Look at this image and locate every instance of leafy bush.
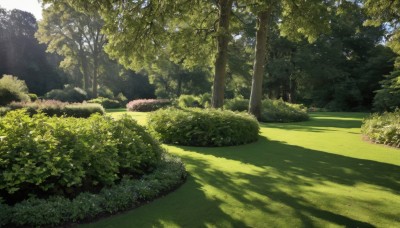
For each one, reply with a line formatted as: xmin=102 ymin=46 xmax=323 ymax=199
xmin=127 ymin=99 xmax=171 ymax=112
xmin=7 ymin=100 xmax=105 ymax=117
xmin=148 ymin=108 xmax=259 ymax=146
xmin=88 ymin=97 xmax=121 ymax=109
xmin=28 ymin=93 xmax=38 ymax=102
xmin=224 ymin=97 xmax=249 ymax=112
xmin=261 ymin=99 xmax=309 ymax=122
xmin=0 ymin=153 xmax=186 ymax=227
xmin=0 ymin=75 xmax=30 ymax=106
xmin=44 ymin=85 xmax=87 ymax=102
xmin=361 ymin=110 xmax=400 ymax=148
xmin=116 ymin=92 xmax=128 ymax=106
xmin=198 ymin=93 xmax=211 ymax=108
xmin=0 ymin=110 xmax=163 ymax=203
xmin=98 ymin=86 xmax=115 ymax=99
xmin=177 ymin=94 xmax=202 ymax=108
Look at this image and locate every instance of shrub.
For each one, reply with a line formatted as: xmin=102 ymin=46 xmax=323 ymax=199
xmin=0 ymin=110 xmax=163 ymax=203
xmin=98 ymin=86 xmax=115 ymax=99
xmin=127 ymin=99 xmax=171 ymax=112
xmin=198 ymin=93 xmax=211 ymax=108
xmin=148 ymin=108 xmax=259 ymax=146
xmin=0 ymin=153 xmax=186 ymax=227
xmin=116 ymin=93 xmax=128 ymax=106
xmin=361 ymin=110 xmax=400 ymax=148
xmin=88 ymin=97 xmax=121 ymax=109
xmin=28 ymin=93 xmax=38 ymax=102
xmin=177 ymin=94 xmax=201 ymax=108
xmin=7 ymin=100 xmax=105 ymax=117
xmin=224 ymin=97 xmax=249 ymax=112
xmin=44 ymin=85 xmax=87 ymax=102
xmin=261 ymin=99 xmax=309 ymax=122
xmin=0 ymin=75 xmax=30 ymax=106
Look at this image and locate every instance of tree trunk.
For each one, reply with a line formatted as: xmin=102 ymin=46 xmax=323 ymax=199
xmin=211 ymin=0 xmax=233 ymax=108
xmin=249 ymin=9 xmax=271 ymax=120
xmin=92 ymin=55 xmax=98 ymax=98
xmin=79 ymin=47 xmax=90 ymax=92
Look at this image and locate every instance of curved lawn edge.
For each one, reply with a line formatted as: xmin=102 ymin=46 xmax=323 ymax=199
xmin=0 ymin=153 xmax=187 ymax=227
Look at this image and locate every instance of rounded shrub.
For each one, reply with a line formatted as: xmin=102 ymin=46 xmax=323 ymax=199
xmin=224 ymin=97 xmax=249 ymax=112
xmin=0 ymin=110 xmax=163 ymax=203
xmin=126 ymin=99 xmax=171 ymax=112
xmin=261 ymin=99 xmax=309 ymax=122
xmin=148 ymin=108 xmax=259 ymax=146
xmin=177 ymin=94 xmax=201 ymax=108
xmin=0 ymin=75 xmax=30 ymax=106
xmin=44 ymin=85 xmax=87 ymax=103
xmin=88 ymin=97 xmax=121 ymax=109
xmin=361 ymin=110 xmax=400 ymax=148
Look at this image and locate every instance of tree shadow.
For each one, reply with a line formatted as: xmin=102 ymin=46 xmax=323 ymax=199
xmin=173 ymin=136 xmax=400 ymax=227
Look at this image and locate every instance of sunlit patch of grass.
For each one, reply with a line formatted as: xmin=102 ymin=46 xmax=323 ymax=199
xmin=88 ymin=110 xmax=400 ymax=227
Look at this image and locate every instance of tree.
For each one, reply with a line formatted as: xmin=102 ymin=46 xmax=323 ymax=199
xmin=36 ymin=1 xmax=106 ymax=97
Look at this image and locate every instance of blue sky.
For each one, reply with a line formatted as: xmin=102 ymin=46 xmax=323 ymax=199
xmin=0 ymin=0 xmax=42 ymax=20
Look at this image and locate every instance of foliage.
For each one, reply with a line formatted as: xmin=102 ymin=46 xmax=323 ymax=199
xmin=28 ymin=93 xmax=38 ymax=102
xmin=6 ymin=100 xmax=105 ymax=117
xmin=0 ymin=110 xmax=164 ymax=205
xmin=0 ymin=153 xmax=186 ymax=227
xmin=44 ymin=85 xmax=88 ymax=102
xmin=361 ymin=110 xmax=400 ymax=148
xmin=177 ymin=94 xmax=202 ymax=108
xmin=0 ymin=75 xmax=30 ymax=106
xmin=224 ymin=97 xmax=249 ymax=112
xmin=0 ymin=8 xmax=65 ymax=96
xmin=127 ymin=99 xmax=171 ymax=112
xmin=261 ymin=99 xmax=309 ymax=123
xmin=147 ymin=108 xmax=259 ymax=146
xmin=88 ymin=97 xmax=121 ymax=109
xmin=373 ymin=70 xmax=400 ymax=112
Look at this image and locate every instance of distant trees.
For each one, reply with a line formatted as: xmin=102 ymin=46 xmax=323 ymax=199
xmin=0 ymin=8 xmax=64 ymax=95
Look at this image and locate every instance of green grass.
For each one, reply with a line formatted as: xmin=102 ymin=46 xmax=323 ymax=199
xmin=86 ymin=111 xmax=400 ymax=227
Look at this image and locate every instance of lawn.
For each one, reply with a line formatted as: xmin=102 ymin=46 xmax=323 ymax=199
xmin=84 ymin=111 xmax=400 ymax=227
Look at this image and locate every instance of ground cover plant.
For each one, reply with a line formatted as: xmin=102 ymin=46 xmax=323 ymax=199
xmin=0 ymin=110 xmax=187 ymax=226
xmin=361 ymin=110 xmax=400 ymax=148
xmin=89 ymin=111 xmax=399 ymax=227
xmin=147 ymin=108 xmax=259 ymax=147
xmin=5 ymin=100 xmax=105 ymax=117
xmin=126 ymin=99 xmax=171 ymax=112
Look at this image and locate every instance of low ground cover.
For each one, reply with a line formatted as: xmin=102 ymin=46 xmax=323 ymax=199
xmin=89 ymin=111 xmax=400 ymax=227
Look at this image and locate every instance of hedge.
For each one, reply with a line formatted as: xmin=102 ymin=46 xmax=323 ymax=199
xmin=148 ymin=108 xmax=259 ymax=146
xmin=126 ymin=99 xmax=171 ymax=112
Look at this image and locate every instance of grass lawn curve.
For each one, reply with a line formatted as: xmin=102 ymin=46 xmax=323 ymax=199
xmin=85 ymin=111 xmax=400 ymax=227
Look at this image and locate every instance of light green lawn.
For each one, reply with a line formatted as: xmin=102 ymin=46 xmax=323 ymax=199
xmin=85 ymin=111 xmax=400 ymax=227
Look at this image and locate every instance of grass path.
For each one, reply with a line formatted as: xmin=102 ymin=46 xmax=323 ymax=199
xmin=84 ymin=112 xmax=400 ymax=227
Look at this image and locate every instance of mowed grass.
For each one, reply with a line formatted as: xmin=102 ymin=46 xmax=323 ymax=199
xmin=84 ymin=111 xmax=400 ymax=227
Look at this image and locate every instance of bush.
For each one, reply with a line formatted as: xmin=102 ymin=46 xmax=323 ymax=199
xmin=0 ymin=75 xmax=30 ymax=106
xmin=44 ymin=85 xmax=87 ymax=102
xmin=116 ymin=93 xmax=128 ymax=106
xmin=0 ymin=153 xmax=186 ymax=227
xmin=261 ymin=99 xmax=309 ymax=122
xmin=7 ymin=100 xmax=105 ymax=117
xmin=361 ymin=110 xmax=400 ymax=148
xmin=127 ymin=99 xmax=171 ymax=112
xmin=28 ymin=93 xmax=38 ymax=102
xmin=177 ymin=94 xmax=202 ymax=108
xmin=224 ymin=97 xmax=249 ymax=112
xmin=148 ymin=108 xmax=259 ymax=146
xmin=88 ymin=97 xmax=121 ymax=109
xmin=0 ymin=110 xmax=163 ymax=203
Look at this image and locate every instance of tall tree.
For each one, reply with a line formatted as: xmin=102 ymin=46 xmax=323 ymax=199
xmin=36 ymin=1 xmax=106 ymax=97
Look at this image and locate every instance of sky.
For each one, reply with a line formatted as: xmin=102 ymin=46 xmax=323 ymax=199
xmin=0 ymin=0 xmax=42 ymax=20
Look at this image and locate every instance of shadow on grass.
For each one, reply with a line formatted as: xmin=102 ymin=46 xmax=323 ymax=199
xmin=174 ymin=136 xmax=400 ymax=227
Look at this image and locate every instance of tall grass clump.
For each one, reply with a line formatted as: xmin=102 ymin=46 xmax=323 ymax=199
xmin=126 ymin=99 xmax=171 ymax=112
xmin=361 ymin=110 xmax=400 ymax=148
xmin=148 ymin=108 xmax=259 ymax=146
xmin=0 ymin=75 xmax=30 ymax=106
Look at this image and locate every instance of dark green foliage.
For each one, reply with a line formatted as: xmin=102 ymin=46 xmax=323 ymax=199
xmin=373 ymin=70 xmax=400 ymax=112
xmin=0 ymin=75 xmax=30 ymax=106
xmin=44 ymin=85 xmax=87 ymax=102
xmin=28 ymin=93 xmax=38 ymax=101
xmin=148 ymin=108 xmax=259 ymax=146
xmin=6 ymin=100 xmax=105 ymax=117
xmin=0 ymin=110 xmax=163 ymax=202
xmin=127 ymin=99 xmax=171 ymax=112
xmin=0 ymin=154 xmax=186 ymax=227
xmin=261 ymin=99 xmax=309 ymax=123
xmin=88 ymin=97 xmax=121 ymax=109
xmin=224 ymin=97 xmax=249 ymax=112
xmin=177 ymin=94 xmax=202 ymax=108
xmin=361 ymin=110 xmax=400 ymax=148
